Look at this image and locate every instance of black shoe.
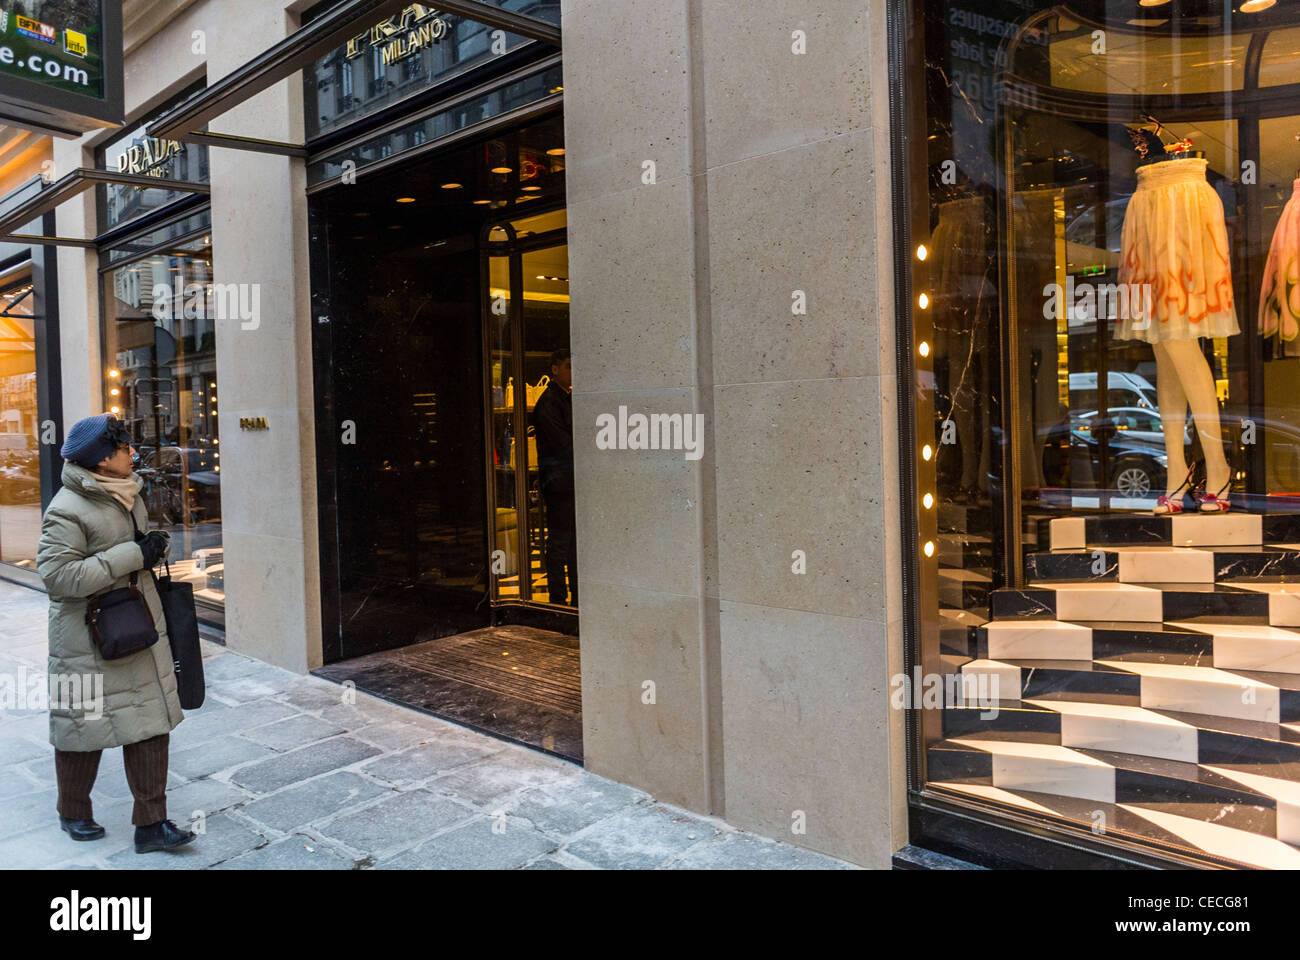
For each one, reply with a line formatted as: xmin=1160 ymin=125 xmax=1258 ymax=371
xmin=59 ymin=817 xmax=105 ymax=841
xmin=134 ymin=819 xmax=196 ymax=854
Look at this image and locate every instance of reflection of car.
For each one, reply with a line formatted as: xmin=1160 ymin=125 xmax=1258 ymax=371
xmin=1068 ymin=372 xmax=1158 ymax=412
xmin=1073 ymin=407 xmax=1190 ymax=450
xmin=1042 ymin=419 xmax=1168 ymax=498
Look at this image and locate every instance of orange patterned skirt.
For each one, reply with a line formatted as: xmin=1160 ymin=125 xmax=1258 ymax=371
xmin=1260 ymin=179 xmax=1300 ymax=344
xmin=1116 ymin=158 xmax=1239 ymax=343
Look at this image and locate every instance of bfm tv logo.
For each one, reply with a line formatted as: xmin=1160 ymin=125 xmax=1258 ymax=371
xmin=15 ymin=14 xmax=56 ymax=45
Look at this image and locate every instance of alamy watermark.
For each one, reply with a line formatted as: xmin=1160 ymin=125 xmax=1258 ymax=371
xmin=0 ymin=667 xmax=103 ymax=717
xmin=152 ymin=279 xmax=261 ymax=330
xmin=890 ymin=667 xmax=1000 ymax=719
xmin=595 ymin=406 xmax=705 ymax=461
xmin=1043 ymin=276 xmax=1151 ymax=328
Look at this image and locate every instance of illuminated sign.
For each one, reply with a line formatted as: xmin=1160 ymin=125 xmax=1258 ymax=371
xmin=0 ymin=1 xmax=123 ymax=137
xmin=116 ymin=136 xmax=183 ymax=177
xmin=346 ymin=4 xmax=448 ymax=66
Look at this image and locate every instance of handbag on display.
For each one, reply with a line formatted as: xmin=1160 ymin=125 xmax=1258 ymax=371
xmin=526 ymin=375 xmax=550 ymax=406
xmin=509 ymin=432 xmax=539 ymax=470
xmin=150 ymin=560 xmax=206 ymax=710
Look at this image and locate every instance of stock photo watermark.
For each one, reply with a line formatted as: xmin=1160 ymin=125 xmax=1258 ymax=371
xmin=0 ymin=667 xmax=103 ymax=717
xmin=595 ymin=407 xmax=705 ymax=461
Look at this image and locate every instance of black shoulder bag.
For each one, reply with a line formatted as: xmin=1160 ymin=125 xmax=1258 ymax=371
xmin=85 ymin=514 xmax=159 ymax=660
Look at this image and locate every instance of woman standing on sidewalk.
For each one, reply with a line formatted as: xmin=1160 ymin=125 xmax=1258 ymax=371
xmin=37 ymin=413 xmax=196 ymax=854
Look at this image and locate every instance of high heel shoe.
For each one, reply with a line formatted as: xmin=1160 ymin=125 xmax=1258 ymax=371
xmin=1196 ymin=480 xmax=1231 ymax=513
xmin=1153 ymin=465 xmax=1195 ymax=516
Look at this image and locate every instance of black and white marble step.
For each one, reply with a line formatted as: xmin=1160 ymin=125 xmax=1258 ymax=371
xmin=928 ymin=779 xmax=1300 ymax=868
xmin=962 ymin=652 xmax=1300 ymax=721
xmin=942 ymin=697 xmax=1300 ymax=766
xmin=992 ymin=584 xmax=1272 ymax=623
xmin=1048 ymin=512 xmax=1300 ymax=550
xmin=1026 ymin=546 xmax=1300 ymax=584
xmin=927 ymin=736 xmax=1278 ymax=809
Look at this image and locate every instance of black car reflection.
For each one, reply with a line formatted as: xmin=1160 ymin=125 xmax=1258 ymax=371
xmin=1041 ymin=411 xmax=1170 ymax=498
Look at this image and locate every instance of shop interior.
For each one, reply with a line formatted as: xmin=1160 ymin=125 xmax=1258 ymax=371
xmin=0 ymin=266 xmax=39 ymax=570
xmin=916 ymin=0 xmax=1300 ymax=867
xmin=309 ymin=111 xmax=582 ymax=761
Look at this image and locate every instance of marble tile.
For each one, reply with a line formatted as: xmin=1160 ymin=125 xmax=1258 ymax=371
xmin=984 ymin=621 xmax=1092 ymax=661
xmin=1042 ymin=582 xmax=1164 ymax=622
xmin=1120 ymin=803 xmax=1300 ymax=869
xmin=1202 ymin=765 xmax=1300 ymax=845
xmin=1050 ymin=517 xmax=1086 ymax=550
xmin=1117 ymin=548 xmax=1215 ymax=584
xmin=962 ymin=738 xmax=1116 ymax=805
xmin=1231 ymin=583 xmax=1300 ymax=627
xmin=1028 ymin=699 xmax=1198 ymax=764
xmin=961 ymin=659 xmax=1021 ymax=697
xmin=1169 ymin=514 xmax=1262 ymax=547
xmin=1098 ymin=660 xmax=1281 ymax=724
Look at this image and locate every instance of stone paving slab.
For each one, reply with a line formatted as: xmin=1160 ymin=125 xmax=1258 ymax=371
xmin=237 ymin=771 xmax=390 ymax=832
xmin=0 ymin=579 xmax=859 ymax=870
xmin=228 ymin=737 xmax=382 ymax=794
xmin=211 ymin=835 xmax=356 ymax=870
xmin=316 ymin=788 xmax=474 ymax=857
xmin=379 ymin=815 xmax=557 ymax=870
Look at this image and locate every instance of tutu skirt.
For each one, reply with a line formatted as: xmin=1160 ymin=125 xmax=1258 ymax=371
xmin=1116 ymin=158 xmax=1239 ymax=343
xmin=1260 ymin=179 xmax=1300 ymax=344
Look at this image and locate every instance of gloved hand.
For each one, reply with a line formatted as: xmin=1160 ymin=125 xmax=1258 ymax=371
xmin=137 ymin=531 xmax=171 ymax=569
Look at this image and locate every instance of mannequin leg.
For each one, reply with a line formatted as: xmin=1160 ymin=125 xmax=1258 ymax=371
xmin=1160 ymin=339 xmax=1231 ymax=496
xmin=1152 ymin=342 xmax=1190 ymax=497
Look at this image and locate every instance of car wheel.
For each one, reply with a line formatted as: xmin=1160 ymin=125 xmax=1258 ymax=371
xmin=1115 ymin=462 xmax=1153 ymax=497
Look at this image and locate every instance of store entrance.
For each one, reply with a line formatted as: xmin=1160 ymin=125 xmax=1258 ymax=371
xmin=310 ymin=112 xmax=581 ymax=759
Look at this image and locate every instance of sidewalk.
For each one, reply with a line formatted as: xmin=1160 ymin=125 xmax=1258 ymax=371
xmin=0 ymin=580 xmax=855 ymax=870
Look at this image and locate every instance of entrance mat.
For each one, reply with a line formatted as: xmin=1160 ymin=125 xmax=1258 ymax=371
xmin=314 ymin=625 xmax=582 ymax=762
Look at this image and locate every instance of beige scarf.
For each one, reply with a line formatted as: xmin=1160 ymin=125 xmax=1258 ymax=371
xmin=91 ymin=472 xmax=142 ymax=514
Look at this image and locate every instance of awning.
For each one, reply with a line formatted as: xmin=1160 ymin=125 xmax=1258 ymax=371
xmin=145 ymin=0 xmax=562 ymax=155
xmin=0 ymin=168 xmax=210 ymax=248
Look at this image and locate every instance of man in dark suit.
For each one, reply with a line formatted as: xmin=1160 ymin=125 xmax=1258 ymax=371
xmin=532 ymin=349 xmax=577 ymax=606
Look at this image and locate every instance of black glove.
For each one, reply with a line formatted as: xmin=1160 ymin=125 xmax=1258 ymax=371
xmin=137 ymin=531 xmax=171 ymax=569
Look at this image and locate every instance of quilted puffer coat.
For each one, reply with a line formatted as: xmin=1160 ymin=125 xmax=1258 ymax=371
xmin=37 ymin=462 xmax=182 ymax=751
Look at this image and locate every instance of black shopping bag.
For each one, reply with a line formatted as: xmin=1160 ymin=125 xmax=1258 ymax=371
xmin=152 ymin=563 xmax=206 ymax=710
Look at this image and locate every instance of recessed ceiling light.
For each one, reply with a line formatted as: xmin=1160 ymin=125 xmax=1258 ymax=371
xmin=1241 ymin=0 xmax=1276 ymax=10
xmin=441 ymin=183 xmax=462 ymax=189
xmin=1137 ymin=0 xmax=1171 ymax=5
xmin=546 ymin=148 xmax=565 ymax=157
xmin=396 ymin=197 xmax=416 ymax=203
xmin=491 ymin=166 xmax=513 ymax=174
xmin=473 ymin=200 xmax=491 ymax=205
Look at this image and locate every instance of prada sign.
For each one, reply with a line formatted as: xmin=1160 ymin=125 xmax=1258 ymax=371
xmin=346 ymin=4 xmax=449 ymax=67
xmin=117 ymin=136 xmax=184 ymax=177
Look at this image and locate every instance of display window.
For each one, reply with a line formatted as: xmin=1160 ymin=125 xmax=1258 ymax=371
xmin=96 ymin=92 xmax=221 ymax=624
xmin=900 ymin=0 xmax=1300 ymax=867
xmin=0 ymin=269 xmax=40 ymax=570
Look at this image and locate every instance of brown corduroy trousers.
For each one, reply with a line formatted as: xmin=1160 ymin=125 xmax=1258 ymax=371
xmin=54 ymin=733 xmax=169 ymax=827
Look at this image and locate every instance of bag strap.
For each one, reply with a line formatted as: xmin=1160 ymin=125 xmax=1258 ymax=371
xmin=127 ymin=507 xmax=142 ymax=587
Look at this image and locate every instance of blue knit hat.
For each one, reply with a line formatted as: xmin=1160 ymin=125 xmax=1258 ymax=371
xmin=61 ymin=413 xmax=125 ymax=468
